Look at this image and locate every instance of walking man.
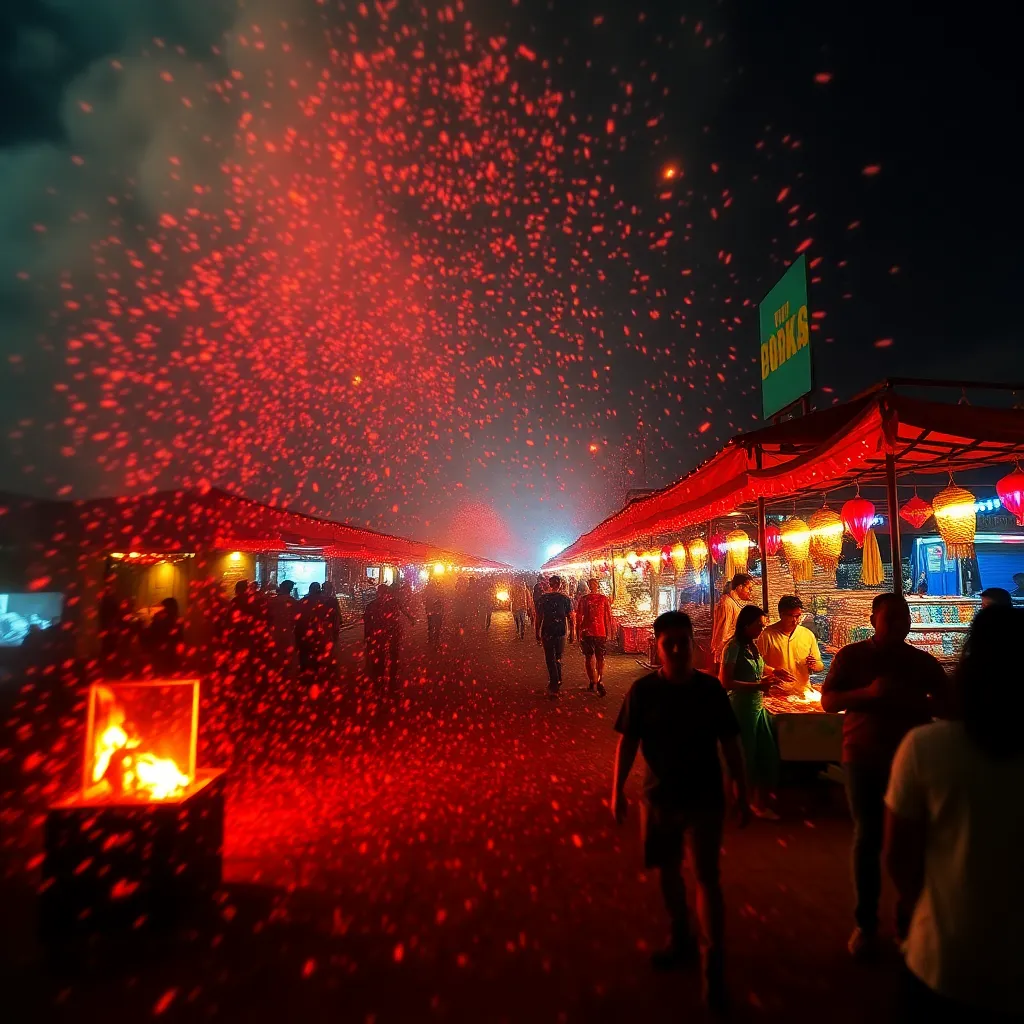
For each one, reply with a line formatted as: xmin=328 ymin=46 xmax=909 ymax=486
xmin=510 ymin=579 xmax=531 ymax=640
xmin=612 ymin=611 xmax=749 ymax=1013
xmin=532 ymin=575 xmax=548 ymax=643
xmin=535 ymin=575 xmax=574 ymax=695
xmin=821 ymin=592 xmax=947 ymax=959
xmin=576 ymin=578 xmax=613 ymax=696
xmin=424 ymin=577 xmax=445 ymax=649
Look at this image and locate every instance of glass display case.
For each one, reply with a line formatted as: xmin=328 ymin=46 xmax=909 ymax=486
xmin=83 ymin=679 xmax=199 ymax=802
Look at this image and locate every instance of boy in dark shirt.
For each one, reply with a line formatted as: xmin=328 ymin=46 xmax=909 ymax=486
xmin=612 ymin=611 xmax=750 ymax=1014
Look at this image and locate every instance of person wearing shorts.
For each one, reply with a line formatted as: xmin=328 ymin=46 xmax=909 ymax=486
xmin=576 ymin=578 xmax=613 ymax=696
xmin=611 ymin=611 xmax=750 ymax=1014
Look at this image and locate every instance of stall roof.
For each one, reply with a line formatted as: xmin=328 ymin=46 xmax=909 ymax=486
xmin=545 ymin=384 xmax=1024 ymax=568
xmin=0 ymin=488 xmax=509 ymax=571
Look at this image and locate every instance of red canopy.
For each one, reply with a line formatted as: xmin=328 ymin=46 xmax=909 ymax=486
xmin=546 ymin=388 xmax=1024 ymax=568
xmin=1 ymin=487 xmax=508 ymax=571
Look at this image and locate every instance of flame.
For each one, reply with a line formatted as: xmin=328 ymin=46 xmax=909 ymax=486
xmin=787 ymin=685 xmax=823 ymax=705
xmin=91 ymin=706 xmax=190 ymax=801
xmin=495 ymin=589 xmax=510 ymax=602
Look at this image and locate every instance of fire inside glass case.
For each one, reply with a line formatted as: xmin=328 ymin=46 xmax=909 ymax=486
xmin=83 ymin=679 xmax=199 ymax=802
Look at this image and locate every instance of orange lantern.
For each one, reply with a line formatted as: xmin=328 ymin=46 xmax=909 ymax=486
xmin=670 ymin=544 xmax=687 ymax=572
xmin=688 ymin=537 xmax=708 ymax=576
xmin=724 ymin=529 xmax=750 ymax=579
xmin=933 ymin=483 xmax=977 ymax=559
xmin=808 ymin=507 xmax=844 ymax=574
xmin=997 ymin=467 xmax=1024 ymax=526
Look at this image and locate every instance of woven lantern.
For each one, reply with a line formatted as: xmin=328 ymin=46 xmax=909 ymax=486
xmin=724 ymin=529 xmax=750 ymax=579
xmin=808 ymin=507 xmax=844 ymax=574
xmin=763 ymin=522 xmax=782 ymax=557
xmin=780 ymin=517 xmax=810 ymax=567
xmin=841 ymin=496 xmax=876 ymax=549
xmin=933 ymin=483 xmax=977 ymax=559
xmin=709 ymin=530 xmax=728 ymax=564
xmin=899 ymin=493 xmax=933 ymax=530
xmin=688 ymin=537 xmax=709 ymax=576
xmin=997 ymin=466 xmax=1024 ymax=526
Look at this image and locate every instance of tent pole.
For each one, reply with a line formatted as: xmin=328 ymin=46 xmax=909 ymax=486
xmin=754 ymin=446 xmax=770 ymax=615
xmin=757 ymin=497 xmax=770 ymax=615
xmin=707 ymin=520 xmax=715 ymax=618
xmin=885 ymin=451 xmax=904 ymax=593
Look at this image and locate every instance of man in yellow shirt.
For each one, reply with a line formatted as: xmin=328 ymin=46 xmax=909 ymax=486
xmin=710 ymin=573 xmax=754 ymax=673
xmin=756 ymin=595 xmax=824 ymax=694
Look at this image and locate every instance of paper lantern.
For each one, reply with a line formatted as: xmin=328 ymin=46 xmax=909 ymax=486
xmin=997 ymin=467 xmax=1024 ymax=526
xmin=899 ymin=493 xmax=933 ymax=529
xmin=841 ymin=497 xmax=876 ymax=549
xmin=724 ymin=529 xmax=750 ymax=579
xmin=808 ymin=507 xmax=843 ymax=574
xmin=709 ymin=530 xmax=728 ymax=564
xmin=670 ymin=544 xmax=687 ymax=572
xmin=933 ymin=484 xmax=977 ymax=559
xmin=780 ymin=517 xmax=810 ymax=567
xmin=661 ymin=545 xmax=673 ymax=565
xmin=688 ymin=537 xmax=708 ymax=576
xmin=763 ymin=522 xmax=782 ymax=557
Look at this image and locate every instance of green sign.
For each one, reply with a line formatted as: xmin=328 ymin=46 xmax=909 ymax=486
xmin=759 ymin=255 xmax=811 ymax=419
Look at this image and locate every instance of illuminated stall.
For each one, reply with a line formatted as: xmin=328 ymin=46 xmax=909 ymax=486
xmin=544 ymin=382 xmax=1024 ymax=759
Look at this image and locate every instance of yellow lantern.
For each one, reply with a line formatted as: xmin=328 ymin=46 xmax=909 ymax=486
xmin=933 ymin=483 xmax=977 ymax=559
xmin=671 ymin=544 xmax=687 ymax=572
xmin=723 ymin=529 xmax=750 ymax=580
xmin=688 ymin=536 xmax=708 ymax=577
xmin=808 ymin=507 xmax=844 ymax=574
xmin=780 ymin=517 xmax=810 ymax=564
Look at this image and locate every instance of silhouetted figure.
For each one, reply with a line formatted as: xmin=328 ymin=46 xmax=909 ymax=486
xmin=822 ymin=593 xmax=947 ymax=961
xmin=612 ymin=611 xmax=749 ymax=1014
xmin=144 ymin=597 xmax=185 ymax=675
xmin=980 ymin=587 xmax=1011 ymax=609
xmin=536 ymin=575 xmax=574 ymax=695
xmin=885 ymin=606 xmax=1024 ymax=1019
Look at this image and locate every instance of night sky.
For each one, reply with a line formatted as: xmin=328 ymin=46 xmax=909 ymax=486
xmin=1 ymin=0 xmax=1020 ymax=566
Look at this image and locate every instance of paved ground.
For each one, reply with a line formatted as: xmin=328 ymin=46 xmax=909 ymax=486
xmin=2 ymin=610 xmax=903 ymax=1023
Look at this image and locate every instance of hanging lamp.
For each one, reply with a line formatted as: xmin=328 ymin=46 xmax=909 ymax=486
xmin=933 ymin=482 xmax=977 ymax=559
xmin=996 ymin=465 xmax=1024 ymax=526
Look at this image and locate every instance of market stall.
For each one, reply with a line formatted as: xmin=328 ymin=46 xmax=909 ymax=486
xmin=544 ymin=381 xmax=1024 ymax=760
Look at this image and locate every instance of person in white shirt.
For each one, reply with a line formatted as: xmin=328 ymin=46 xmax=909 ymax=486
xmin=710 ymin=573 xmax=753 ymax=673
xmin=756 ymin=594 xmax=824 ymax=694
xmin=884 ymin=606 xmax=1024 ymax=1019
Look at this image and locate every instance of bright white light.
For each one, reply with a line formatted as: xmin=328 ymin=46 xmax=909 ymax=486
xmin=545 ymin=542 xmax=567 ymax=560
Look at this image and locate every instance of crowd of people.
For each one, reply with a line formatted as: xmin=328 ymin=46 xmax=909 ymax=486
xmin=13 ymin=564 xmax=1023 ymax=1020
xmin=95 ymin=576 xmax=354 ymax=681
xmin=611 ymin=594 xmax=1023 ymax=1019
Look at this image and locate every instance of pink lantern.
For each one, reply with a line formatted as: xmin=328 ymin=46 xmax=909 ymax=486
xmin=661 ymin=545 xmax=673 ymax=564
xmin=899 ymin=493 xmax=933 ymax=530
xmin=997 ymin=467 xmax=1024 ymax=526
xmin=763 ymin=522 xmax=782 ymax=557
xmin=841 ymin=497 xmax=876 ymax=549
xmin=709 ymin=530 xmax=728 ymax=564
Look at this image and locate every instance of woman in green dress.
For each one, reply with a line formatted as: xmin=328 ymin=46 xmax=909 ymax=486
xmin=720 ymin=604 xmax=785 ymax=820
